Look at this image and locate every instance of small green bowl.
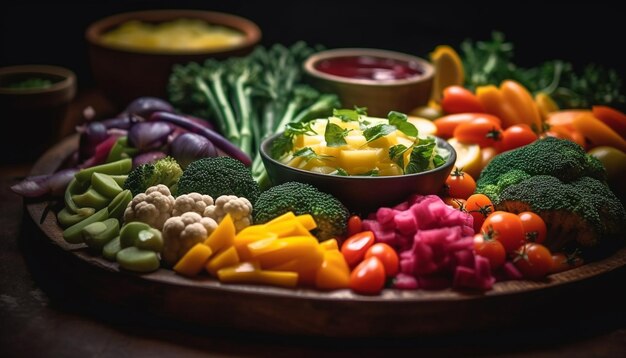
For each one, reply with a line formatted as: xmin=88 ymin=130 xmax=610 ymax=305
xmin=260 ymin=133 xmax=456 ymax=215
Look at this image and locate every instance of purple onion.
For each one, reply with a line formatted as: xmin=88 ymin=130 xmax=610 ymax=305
xmin=132 ymin=151 xmax=167 ymax=168
xmin=125 ymin=97 xmax=174 ymax=118
xmin=101 ymin=113 xmax=142 ymax=130
xmin=128 ymin=121 xmax=174 ymax=151
xmin=11 ymin=168 xmax=78 ymax=198
xmin=78 ymin=122 xmax=108 ymax=161
xmin=171 ymin=133 xmax=217 ymax=168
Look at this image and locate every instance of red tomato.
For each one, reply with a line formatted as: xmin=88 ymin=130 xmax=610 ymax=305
xmin=550 ymin=251 xmax=584 ymax=274
xmin=365 ymin=243 xmax=399 ymax=277
xmin=543 ymin=125 xmax=587 ymax=148
xmin=441 ymin=86 xmax=485 ymax=114
xmin=466 ymin=194 xmax=494 ymax=233
xmin=513 ymin=243 xmax=553 ymax=279
xmin=454 ymin=117 xmax=503 ymax=148
xmin=496 ymin=124 xmax=538 ymax=152
xmin=473 ymin=233 xmax=506 ymax=270
xmin=346 ymin=215 xmax=363 ymax=238
xmin=433 ymin=113 xmax=501 ymax=138
xmin=341 ymin=231 xmax=375 ymax=268
xmin=350 ymin=256 xmax=386 ymax=294
xmin=481 ymin=211 xmax=525 ymax=253
xmin=592 ymin=105 xmax=626 ymax=138
xmin=445 ymin=168 xmax=476 ymax=200
xmin=518 ymin=211 xmax=547 ymax=244
xmin=442 ymin=197 xmax=467 ymax=211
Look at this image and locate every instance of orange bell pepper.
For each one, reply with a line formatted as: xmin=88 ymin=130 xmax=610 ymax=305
xmin=546 ymin=110 xmax=592 ymax=131
xmin=475 ymin=85 xmax=519 ymax=129
xmin=204 ymin=214 xmax=235 ymax=252
xmin=315 ymin=250 xmax=351 ymax=290
xmin=173 ymin=243 xmax=213 ymax=277
xmin=217 ymin=261 xmax=299 ymax=288
xmin=499 ymin=80 xmax=543 ymax=133
xmin=572 ymin=113 xmax=626 ymax=152
xmin=592 ymin=106 xmax=626 ymax=139
xmin=205 ymin=245 xmax=240 ymax=277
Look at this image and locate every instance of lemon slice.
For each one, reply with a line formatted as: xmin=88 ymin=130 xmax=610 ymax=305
xmin=447 ymin=138 xmax=481 ymax=179
xmin=407 ymin=116 xmax=437 ymax=136
xmin=430 ymin=45 xmax=465 ymax=102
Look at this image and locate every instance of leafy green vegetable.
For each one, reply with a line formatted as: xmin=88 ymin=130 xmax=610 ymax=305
xmin=460 ymin=32 xmax=625 ymax=109
xmin=405 ymin=137 xmax=443 ymax=174
xmin=363 ymin=123 xmax=396 ymax=144
xmin=388 ymin=144 xmax=409 ymax=169
xmin=333 ymin=108 xmax=360 ymax=122
xmin=334 ymin=168 xmax=350 ymax=176
xmin=293 ymin=147 xmax=333 ymax=162
xmin=387 ymin=111 xmax=418 ymax=137
xmin=324 ymin=122 xmax=351 ymax=147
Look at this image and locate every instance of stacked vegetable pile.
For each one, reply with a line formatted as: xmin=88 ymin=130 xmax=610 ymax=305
xmin=11 ymin=35 xmax=626 ymax=297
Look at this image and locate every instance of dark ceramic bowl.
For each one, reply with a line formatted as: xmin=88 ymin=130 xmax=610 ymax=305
xmin=304 ymin=48 xmax=434 ymax=117
xmin=85 ymin=9 xmax=261 ymax=107
xmin=260 ymin=132 xmax=456 ymax=215
xmin=0 ymin=65 xmax=76 ymax=163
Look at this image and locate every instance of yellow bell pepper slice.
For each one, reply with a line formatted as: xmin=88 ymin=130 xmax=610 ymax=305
xmin=173 ymin=243 xmax=213 ymax=277
xmin=264 ymin=211 xmax=297 ymax=225
xmin=217 ymin=262 xmax=298 ymax=288
xmin=205 ymin=246 xmax=240 ymax=277
xmin=315 ymin=250 xmax=351 ymax=290
xmin=264 ymin=220 xmax=312 ymax=238
xmin=294 ymin=214 xmax=317 ymax=231
xmin=205 ymin=213 xmax=235 ymax=252
xmin=268 ymin=245 xmax=325 ymax=286
xmin=249 ymin=236 xmax=319 ymax=267
xmin=319 ymin=238 xmax=339 ymax=251
xmin=234 ymin=231 xmax=278 ymax=261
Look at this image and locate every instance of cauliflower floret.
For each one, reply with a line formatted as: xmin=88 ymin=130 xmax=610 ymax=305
xmin=203 ymin=195 xmax=253 ymax=232
xmin=124 ymin=184 xmax=175 ymax=230
xmin=162 ymin=212 xmax=217 ymax=266
xmin=172 ymin=192 xmax=214 ymax=216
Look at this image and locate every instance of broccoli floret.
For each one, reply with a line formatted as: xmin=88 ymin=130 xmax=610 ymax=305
xmin=476 ymin=137 xmax=625 ymax=252
xmin=177 ymin=156 xmax=260 ymax=204
xmin=253 ymin=182 xmax=349 ymax=242
xmin=477 ymin=137 xmax=606 ymax=202
xmin=123 ymin=157 xmax=183 ymax=197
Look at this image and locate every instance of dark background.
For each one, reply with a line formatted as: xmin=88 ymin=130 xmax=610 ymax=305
xmin=1 ymin=1 xmax=624 ymax=90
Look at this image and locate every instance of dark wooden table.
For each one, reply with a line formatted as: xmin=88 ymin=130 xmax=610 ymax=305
xmin=1 ymin=91 xmax=626 ymax=357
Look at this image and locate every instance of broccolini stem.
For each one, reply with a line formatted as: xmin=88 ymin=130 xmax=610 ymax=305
xmin=235 ymin=69 xmax=253 ymax=156
xmin=195 ymin=77 xmax=225 ymax=135
xmin=209 ymin=69 xmax=240 ymax=145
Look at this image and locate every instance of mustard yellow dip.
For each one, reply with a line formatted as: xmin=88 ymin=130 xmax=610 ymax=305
xmin=101 ymin=19 xmax=245 ymax=52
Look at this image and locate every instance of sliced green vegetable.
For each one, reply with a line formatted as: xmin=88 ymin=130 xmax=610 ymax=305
xmin=135 ymin=228 xmax=164 ymax=252
xmin=120 ymin=222 xmax=152 ymax=248
xmin=57 ymin=207 xmax=92 ymax=228
xmin=103 ymin=236 xmax=122 ymax=261
xmin=109 ymin=175 xmax=129 ymax=188
xmin=91 ymin=172 xmax=123 ymax=198
xmin=107 ymin=189 xmax=132 ymax=220
xmin=117 ymin=247 xmax=160 ymax=273
xmin=74 ymin=158 xmax=132 ymax=183
xmin=64 ymin=178 xmax=93 ymax=216
xmin=62 ymin=207 xmax=109 ymax=244
xmin=72 ymin=188 xmax=110 ymax=210
xmin=82 ymin=218 xmax=120 ymax=253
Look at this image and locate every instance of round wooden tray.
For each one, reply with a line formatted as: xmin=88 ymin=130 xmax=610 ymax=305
xmin=26 ymin=135 xmax=626 ymax=337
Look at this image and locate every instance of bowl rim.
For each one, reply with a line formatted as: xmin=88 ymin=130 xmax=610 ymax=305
xmin=260 ymin=131 xmax=457 ymax=182
xmin=0 ymin=65 xmax=76 ymax=95
xmin=85 ymin=9 xmax=262 ymax=55
xmin=304 ymin=48 xmax=434 ymax=87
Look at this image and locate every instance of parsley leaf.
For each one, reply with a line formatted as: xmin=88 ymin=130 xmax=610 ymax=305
xmin=388 ymin=111 xmax=418 ymax=137
xmin=285 ymin=121 xmax=317 ymax=135
xmin=324 ymin=122 xmax=351 ymax=147
xmin=405 ymin=137 xmax=437 ymax=174
xmin=293 ymin=147 xmax=333 ymax=162
xmin=271 ymin=133 xmax=295 ymax=159
xmin=333 ymin=108 xmax=360 ymax=122
xmin=388 ymin=144 xmax=409 ymax=170
xmin=363 ymin=123 xmax=396 ymax=144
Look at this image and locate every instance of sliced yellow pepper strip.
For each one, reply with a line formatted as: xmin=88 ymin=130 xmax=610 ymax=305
xmin=173 ymin=243 xmax=213 ymax=277
xmin=295 ymin=214 xmax=317 ymax=231
xmin=319 ymin=238 xmax=339 ymax=251
xmin=315 ymin=250 xmax=351 ymax=290
xmin=217 ymin=262 xmax=298 ymax=288
xmin=205 ymin=246 xmax=240 ymax=277
xmin=264 ymin=211 xmax=297 ymax=225
xmin=205 ymin=213 xmax=235 ymax=252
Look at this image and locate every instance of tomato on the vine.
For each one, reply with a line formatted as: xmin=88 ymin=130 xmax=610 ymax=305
xmin=445 ymin=168 xmax=476 ymax=200
xmin=550 ymin=250 xmax=584 ymax=274
xmin=365 ymin=243 xmax=399 ymax=277
xmin=513 ymin=243 xmax=553 ymax=279
xmin=341 ymin=231 xmax=375 ymax=268
xmin=518 ymin=211 xmax=547 ymax=244
xmin=350 ymin=256 xmax=386 ymax=294
xmin=473 ymin=232 xmax=506 ymax=270
xmin=442 ymin=197 xmax=467 ymax=211
xmin=481 ymin=211 xmax=525 ymax=253
xmin=466 ymin=193 xmax=494 ymax=233
xmin=496 ymin=124 xmax=538 ymax=153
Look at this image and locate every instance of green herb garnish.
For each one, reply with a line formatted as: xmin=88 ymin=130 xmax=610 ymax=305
xmin=324 ymin=122 xmax=351 ymax=147
xmin=387 ymin=111 xmax=418 ymax=137
xmin=363 ymin=123 xmax=396 ymax=144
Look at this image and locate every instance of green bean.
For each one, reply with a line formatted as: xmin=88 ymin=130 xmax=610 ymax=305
xmin=82 ymin=218 xmax=120 ymax=254
xmin=72 ymin=188 xmax=109 ymax=210
xmin=103 ymin=236 xmax=122 ymax=261
xmin=57 ymin=207 xmax=92 ymax=228
xmin=91 ymin=172 xmax=123 ymax=198
xmin=107 ymin=189 xmax=132 ymax=220
xmin=62 ymin=207 xmax=109 ymax=244
xmin=117 ymin=247 xmax=160 ymax=273
xmin=64 ymin=178 xmax=93 ymax=216
xmin=120 ymin=222 xmax=152 ymax=248
xmin=74 ymin=158 xmax=132 ymax=183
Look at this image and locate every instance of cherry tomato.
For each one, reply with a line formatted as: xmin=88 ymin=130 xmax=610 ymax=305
xmin=496 ymin=124 xmax=538 ymax=153
xmin=513 ymin=243 xmax=553 ymax=279
xmin=433 ymin=113 xmax=501 ymax=138
xmin=473 ymin=233 xmax=506 ymax=270
xmin=466 ymin=194 xmax=494 ymax=233
xmin=550 ymin=250 xmax=584 ymax=274
xmin=445 ymin=168 xmax=476 ymax=200
xmin=341 ymin=231 xmax=375 ymax=268
xmin=365 ymin=243 xmax=399 ymax=277
xmin=346 ymin=215 xmax=363 ymax=238
xmin=441 ymin=86 xmax=485 ymax=114
xmin=350 ymin=256 xmax=386 ymax=295
xmin=518 ymin=211 xmax=547 ymax=244
xmin=454 ymin=117 xmax=503 ymax=148
xmin=481 ymin=211 xmax=525 ymax=253
xmin=442 ymin=197 xmax=467 ymax=211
